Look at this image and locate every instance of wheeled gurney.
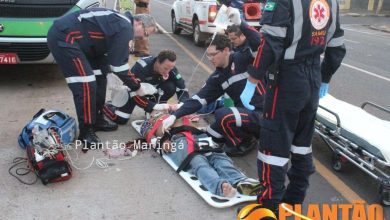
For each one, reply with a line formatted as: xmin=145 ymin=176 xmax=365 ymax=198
xmin=315 ymin=95 xmax=390 ymax=206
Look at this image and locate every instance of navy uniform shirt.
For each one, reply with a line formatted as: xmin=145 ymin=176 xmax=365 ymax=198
xmin=248 ymin=0 xmax=346 ymax=83
xmin=174 ymin=55 xmax=265 ymax=119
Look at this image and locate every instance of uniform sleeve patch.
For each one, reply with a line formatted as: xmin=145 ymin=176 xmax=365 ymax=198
xmin=264 ymin=1 xmax=276 ymax=11
xmin=176 ymin=73 xmax=182 ymax=80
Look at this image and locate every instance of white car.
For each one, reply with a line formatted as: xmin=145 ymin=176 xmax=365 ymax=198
xmin=0 ymin=0 xmax=101 ymax=64
xmin=171 ymin=0 xmax=261 ymax=46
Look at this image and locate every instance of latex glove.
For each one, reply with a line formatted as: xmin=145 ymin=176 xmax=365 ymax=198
xmin=227 ymin=7 xmax=241 ymax=25
xmin=319 ymin=83 xmax=329 ymax=99
xmin=169 ymin=103 xmax=183 ymax=112
xmin=240 ymin=79 xmax=256 ymax=110
xmin=162 ymin=115 xmax=176 ymax=134
xmin=153 ymin=103 xmax=170 ymax=111
xmin=135 ymin=83 xmax=157 ymax=96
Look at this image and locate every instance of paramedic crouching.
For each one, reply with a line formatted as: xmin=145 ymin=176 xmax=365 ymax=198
xmin=239 ymin=0 xmax=346 ymax=214
xmin=47 ymin=8 xmax=157 ymax=149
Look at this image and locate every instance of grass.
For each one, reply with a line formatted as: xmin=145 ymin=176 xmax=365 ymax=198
xmin=119 ymin=0 xmax=134 ymax=12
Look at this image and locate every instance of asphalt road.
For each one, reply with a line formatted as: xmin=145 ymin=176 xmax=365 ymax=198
xmin=0 ymin=1 xmax=389 ymax=219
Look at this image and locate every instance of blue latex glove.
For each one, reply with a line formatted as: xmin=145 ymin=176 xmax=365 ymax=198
xmin=319 ymin=83 xmax=329 ymax=98
xmin=240 ymin=79 xmax=257 ymax=110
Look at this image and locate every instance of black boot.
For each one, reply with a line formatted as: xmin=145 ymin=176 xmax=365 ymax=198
xmin=95 ymin=113 xmax=118 ymax=131
xmin=225 ymin=137 xmax=258 ymax=157
xmin=78 ymin=125 xmax=101 ymax=152
xmin=102 ymin=104 xmax=129 ymax=125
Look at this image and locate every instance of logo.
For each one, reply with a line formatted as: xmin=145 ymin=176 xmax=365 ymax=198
xmin=0 ymin=24 xmax=4 ymax=32
xmin=309 ymin=0 xmax=330 ymax=30
xmin=238 ymin=202 xmax=384 ymax=220
xmin=264 ymin=1 xmax=276 ymax=12
xmin=237 ymin=204 xmax=277 ymax=220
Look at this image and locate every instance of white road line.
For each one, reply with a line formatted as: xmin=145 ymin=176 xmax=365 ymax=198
xmin=341 ymin=62 xmax=390 ymax=82
xmin=344 ymin=39 xmax=359 ymax=44
xmin=152 ymin=0 xmax=172 ymax=7
xmin=343 ymin=27 xmax=390 ymax=38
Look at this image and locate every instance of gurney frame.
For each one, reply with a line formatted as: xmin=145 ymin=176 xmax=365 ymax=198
xmin=314 ymin=102 xmax=390 ymax=206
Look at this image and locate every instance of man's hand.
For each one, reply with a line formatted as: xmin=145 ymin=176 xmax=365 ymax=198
xmin=135 ymin=83 xmax=157 ymax=96
xmin=162 ymin=115 xmax=176 ymax=134
xmin=227 ymin=7 xmax=241 ymax=25
xmin=240 ymin=79 xmax=256 ymax=110
xmin=319 ymin=83 xmax=329 ymax=98
xmin=153 ymin=103 xmax=170 ymax=111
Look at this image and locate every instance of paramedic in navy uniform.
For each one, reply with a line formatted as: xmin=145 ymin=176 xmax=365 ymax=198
xmin=239 ymin=0 xmax=346 ymax=214
xmin=161 ymin=34 xmax=266 ymax=157
xmin=47 ymin=8 xmax=157 ymax=149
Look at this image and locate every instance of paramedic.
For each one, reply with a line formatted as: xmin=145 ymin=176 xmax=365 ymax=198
xmin=47 ymin=8 xmax=157 ymax=148
xmin=162 ymin=34 xmax=265 ymax=157
xmin=239 ymin=0 xmax=346 ymax=214
xmin=103 ymin=50 xmax=190 ymax=124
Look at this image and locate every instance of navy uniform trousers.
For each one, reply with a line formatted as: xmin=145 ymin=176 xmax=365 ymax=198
xmin=257 ymin=57 xmax=319 ymax=210
xmin=47 ymin=23 xmax=110 ymax=129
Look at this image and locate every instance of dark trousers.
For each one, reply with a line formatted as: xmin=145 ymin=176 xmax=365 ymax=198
xmin=47 ymin=24 xmax=108 ymax=129
xmin=257 ymin=57 xmax=320 ymax=210
xmin=207 ymin=107 xmax=261 ymax=147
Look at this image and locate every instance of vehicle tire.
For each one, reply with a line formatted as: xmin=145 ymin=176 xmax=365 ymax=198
xmin=332 ymin=153 xmax=343 ymax=171
xmin=193 ymin=19 xmax=206 ymax=47
xmin=171 ymin=12 xmax=182 ymax=35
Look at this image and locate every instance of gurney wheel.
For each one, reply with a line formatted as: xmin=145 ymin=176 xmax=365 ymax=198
xmin=332 ymin=154 xmax=343 ymax=172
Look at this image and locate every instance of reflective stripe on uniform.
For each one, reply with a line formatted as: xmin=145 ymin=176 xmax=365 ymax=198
xmin=260 ymin=24 xmax=287 ymax=38
xmin=230 ymin=107 xmax=242 ymax=127
xmin=326 ymin=0 xmax=338 ymax=45
xmin=257 ymin=151 xmax=289 ymax=166
xmin=176 ymin=88 xmax=188 ymax=92
xmin=221 ymin=72 xmax=249 ymax=90
xmin=93 ymin=70 xmax=103 ymax=75
xmin=78 ymin=10 xmax=114 ymax=21
xmin=129 ymin=91 xmax=137 ymax=97
xmin=65 ymin=75 xmax=96 ymax=83
xmin=291 ymin=145 xmax=312 ymax=155
xmin=110 ymin=63 xmax=129 ymax=73
xmin=137 ymin=59 xmax=147 ymax=67
xmin=115 ymin=110 xmax=131 ymax=118
xmin=192 ymin=95 xmax=207 ymax=106
xmin=327 ymin=36 xmax=344 ymax=47
xmin=284 ymin=0 xmax=303 ymax=60
xmin=206 ymin=125 xmax=223 ymax=138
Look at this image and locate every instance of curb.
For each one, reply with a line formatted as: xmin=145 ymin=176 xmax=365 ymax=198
xmin=341 ymin=12 xmax=390 ymax=17
xmin=368 ymin=25 xmax=390 ymax=33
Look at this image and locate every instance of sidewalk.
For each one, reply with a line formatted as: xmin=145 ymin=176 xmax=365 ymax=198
xmin=341 ymin=9 xmax=390 ymax=33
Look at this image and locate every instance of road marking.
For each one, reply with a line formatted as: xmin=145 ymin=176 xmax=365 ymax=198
xmin=344 ymin=39 xmax=359 ymax=44
xmin=314 ymin=158 xmax=365 ymax=203
xmin=341 ymin=62 xmax=390 ymax=82
xmin=343 ymin=26 xmax=390 ymax=38
xmin=152 ymin=0 xmax=172 ymax=7
xmin=156 ymin=23 xmax=213 ymax=74
xmin=157 ymin=22 xmax=367 ymax=204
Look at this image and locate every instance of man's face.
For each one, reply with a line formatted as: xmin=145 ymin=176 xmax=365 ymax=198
xmin=206 ymin=45 xmax=228 ymax=68
xmin=228 ymin=32 xmax=246 ymax=47
xmin=155 ymin=59 xmax=175 ymax=79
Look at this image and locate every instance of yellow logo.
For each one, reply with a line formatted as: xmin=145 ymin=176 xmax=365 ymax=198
xmin=237 ymin=204 xmax=277 ymax=220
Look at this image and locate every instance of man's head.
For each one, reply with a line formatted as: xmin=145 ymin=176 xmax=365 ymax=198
xmin=226 ymin=25 xmax=246 ymax=47
xmin=133 ymin=14 xmax=157 ymax=39
xmin=207 ymin=34 xmax=231 ymax=68
xmin=154 ymin=50 xmax=177 ymax=79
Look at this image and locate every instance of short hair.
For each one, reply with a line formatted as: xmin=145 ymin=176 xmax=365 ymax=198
xmin=210 ymin=34 xmax=231 ymax=51
xmin=226 ymin=25 xmax=242 ymax=36
xmin=134 ymin=14 xmax=157 ymax=29
xmin=157 ymin=50 xmax=177 ymax=63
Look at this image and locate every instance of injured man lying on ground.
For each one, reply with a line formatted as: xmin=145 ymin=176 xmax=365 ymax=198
xmin=134 ymin=110 xmax=262 ymax=198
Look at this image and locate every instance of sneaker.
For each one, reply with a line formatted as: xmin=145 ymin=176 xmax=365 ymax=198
xmin=95 ymin=113 xmax=118 ymax=131
xmin=236 ymin=178 xmax=263 ymax=196
xmin=78 ymin=125 xmax=102 ymax=153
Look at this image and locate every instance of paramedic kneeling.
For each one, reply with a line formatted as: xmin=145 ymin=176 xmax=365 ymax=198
xmin=47 ymin=8 xmax=157 ymax=148
xmin=103 ymin=50 xmax=190 ymax=124
xmin=162 ymin=34 xmax=265 ymax=157
xmin=239 ymin=0 xmax=346 ymax=214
